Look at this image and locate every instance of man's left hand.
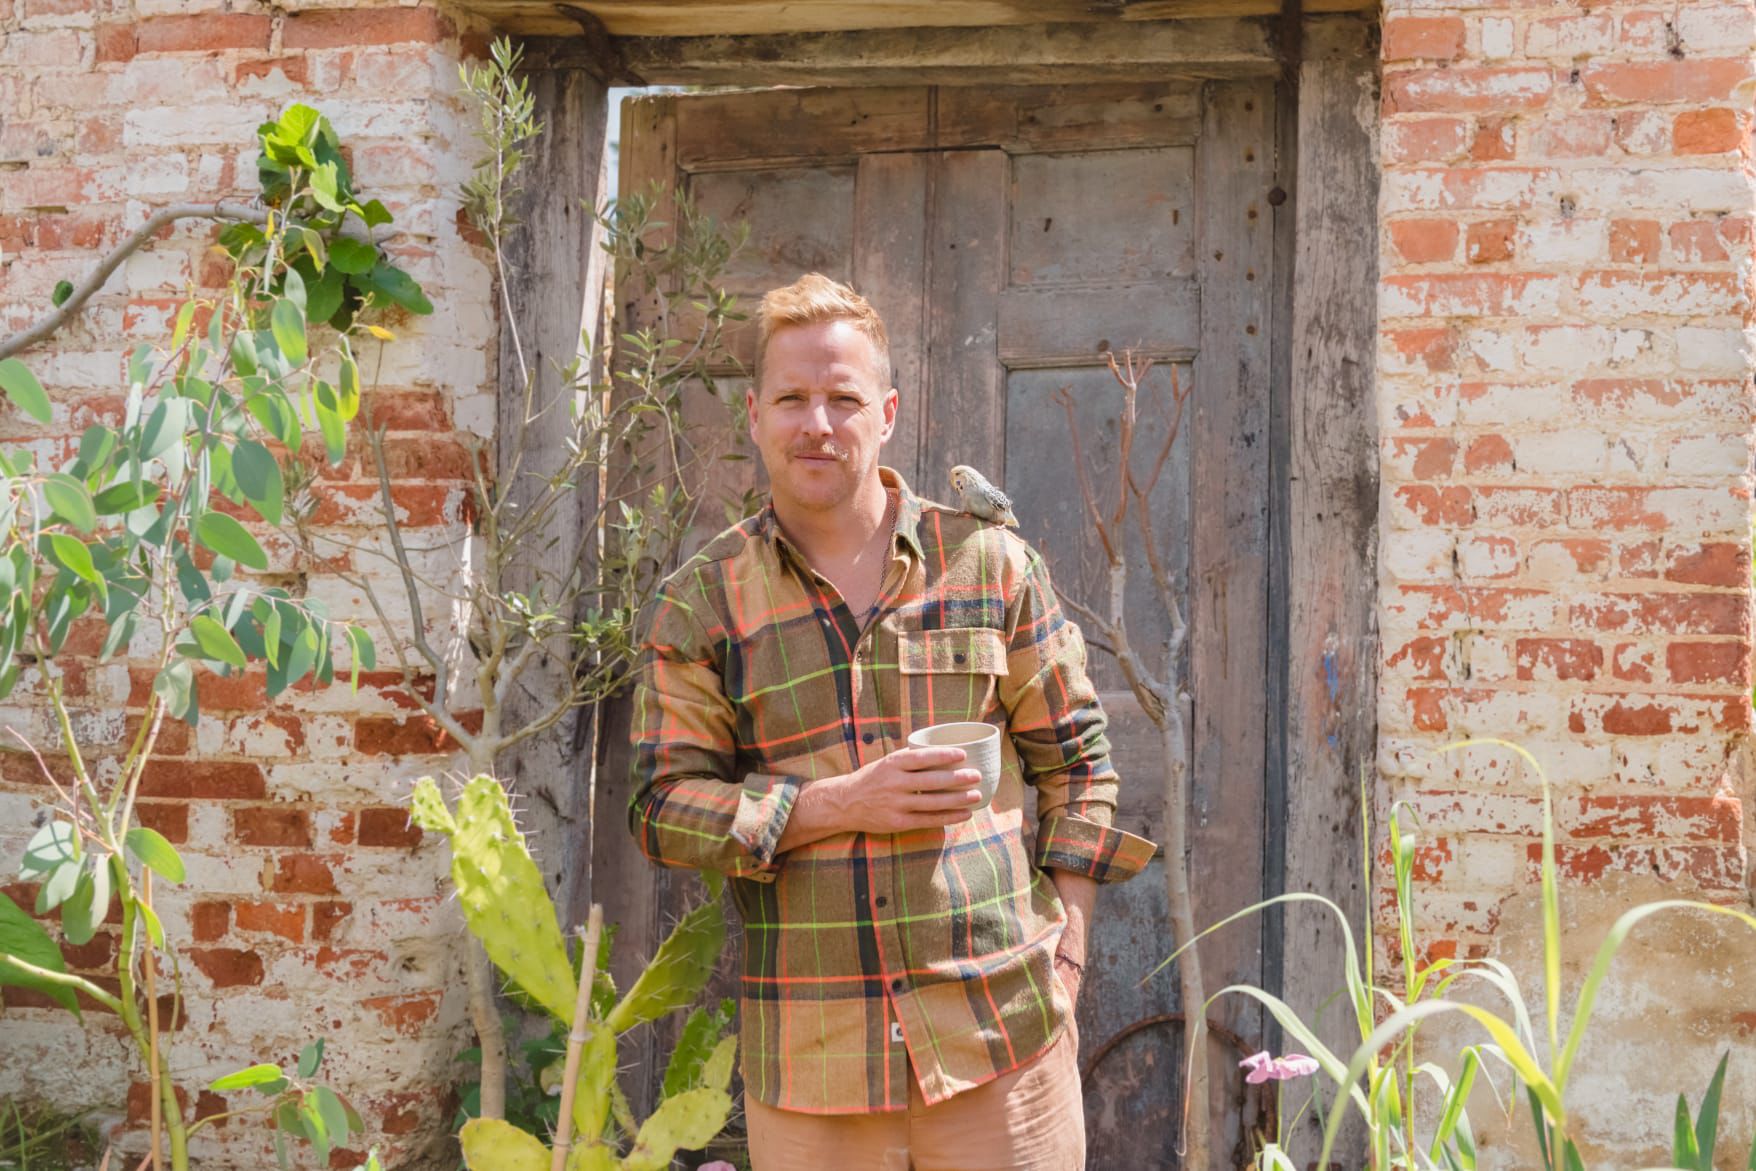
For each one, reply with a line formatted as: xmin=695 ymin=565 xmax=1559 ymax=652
xmin=1054 ymin=951 xmax=1084 ymax=1006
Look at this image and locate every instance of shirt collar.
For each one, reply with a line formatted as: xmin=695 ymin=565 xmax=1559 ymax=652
xmin=758 ymin=466 xmax=925 ymax=564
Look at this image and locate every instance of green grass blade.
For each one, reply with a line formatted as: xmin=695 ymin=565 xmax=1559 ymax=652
xmin=1673 ymin=1093 xmax=1699 ymax=1170
xmin=1527 ymin=1085 xmax=1555 ymax=1171
xmin=1320 ymin=1000 xmax=1564 ymax=1171
xmin=1145 ymin=892 xmax=1375 ymax=1050
xmin=1440 ymin=739 xmax=1562 ymax=1059
xmin=1430 ymin=1048 xmax=1480 ymax=1160
xmin=1695 ymin=1050 xmax=1728 ymax=1170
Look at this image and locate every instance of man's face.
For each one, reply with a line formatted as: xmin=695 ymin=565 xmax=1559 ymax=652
xmin=748 ymin=319 xmax=897 ymax=516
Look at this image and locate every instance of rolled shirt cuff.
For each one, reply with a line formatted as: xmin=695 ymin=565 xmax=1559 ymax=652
xmin=727 ymin=772 xmax=803 ymax=883
xmin=1034 ymin=812 xmax=1158 ymax=883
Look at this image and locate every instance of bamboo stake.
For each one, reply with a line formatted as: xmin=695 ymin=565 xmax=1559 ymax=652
xmin=550 ymin=904 xmax=605 ymax=1171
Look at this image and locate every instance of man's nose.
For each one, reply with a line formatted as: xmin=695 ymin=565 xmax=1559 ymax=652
xmin=801 ymin=399 xmax=833 ymax=435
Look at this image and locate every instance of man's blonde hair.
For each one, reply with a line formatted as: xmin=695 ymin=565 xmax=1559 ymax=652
xmin=755 ymin=273 xmax=892 ymax=390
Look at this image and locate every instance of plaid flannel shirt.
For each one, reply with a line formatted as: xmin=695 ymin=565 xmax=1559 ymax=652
xmin=629 ymin=467 xmax=1157 ymax=1114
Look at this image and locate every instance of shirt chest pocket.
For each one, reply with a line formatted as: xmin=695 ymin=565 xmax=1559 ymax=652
xmin=897 ymin=627 xmax=1009 ymax=730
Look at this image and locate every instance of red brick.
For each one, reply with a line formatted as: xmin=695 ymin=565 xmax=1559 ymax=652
xmin=1516 ymin=638 xmax=1601 ymax=681
xmin=1407 ymin=687 xmax=1449 ymax=731
xmin=233 ymin=56 xmax=309 ymax=87
xmin=1393 ymin=485 xmax=1474 ymax=527
xmin=1575 ymin=592 xmax=1750 ymax=636
xmin=1470 ymin=118 xmax=1517 ymax=161
xmin=1609 ymin=219 xmax=1661 ymax=264
xmin=371 ymin=437 xmax=481 ymax=481
xmin=1610 ymin=642 xmax=1656 ymax=683
xmin=354 ymin=712 xmax=481 ymax=756
xmin=94 ymin=23 xmax=137 ymax=63
xmin=190 ymin=948 xmax=264 ymax=989
xmin=271 ymin=855 xmax=338 ymax=896
xmin=62 ymin=931 xmax=118 ymax=972
xmin=1385 ymin=68 xmax=1555 ymax=115
xmin=1665 ymin=542 xmax=1748 ymax=586
xmin=139 ymin=761 xmax=267 ymax=800
xmin=195 ymin=1091 xmax=229 ymax=1129
xmin=1463 ymin=434 xmax=1515 ymax=475
xmin=1537 ymin=843 xmax=1746 ymax=893
xmin=1669 ymin=221 xmax=1729 ymax=263
xmin=134 ymin=14 xmax=272 ymax=55
xmin=1383 ymin=117 xmax=1470 ymax=163
xmin=1386 ymin=327 xmax=1457 ymax=374
xmin=310 ymin=484 xmax=456 ymax=528
xmin=191 ymin=901 xmax=231 ymax=943
xmin=1673 ymin=108 xmax=1743 ymax=155
xmin=366 ymin=391 xmax=452 ymax=431
xmin=1386 ymin=635 xmax=1451 ymax=681
xmin=1667 ymin=641 xmax=1749 ymax=686
xmin=1601 ymin=700 xmax=1679 ymax=735
xmin=1619 ymin=540 xmax=1662 ymax=578
xmin=1383 ymin=16 xmax=1465 ymax=61
xmin=1388 ymin=219 xmax=1458 ymax=264
xmin=361 ymin=991 xmax=443 ymax=1036
xmin=1582 ymin=59 xmax=1749 ymax=105
xmin=1566 ymin=797 xmax=1741 ymax=842
xmin=128 ymin=1082 xmax=189 ymax=1126
xmin=357 ymin=807 xmax=424 ymax=848
xmin=312 ymin=901 xmax=353 ymax=943
xmin=129 ymin=667 xmax=268 ymax=711
xmin=283 ymin=7 xmax=450 ymax=49
xmin=1466 ymin=219 xmax=1515 ymax=264
xmin=135 ymin=801 xmax=190 ymax=845
xmin=234 ymin=901 xmax=307 ymax=943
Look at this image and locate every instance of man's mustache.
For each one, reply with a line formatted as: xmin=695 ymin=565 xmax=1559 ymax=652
xmin=788 ymin=444 xmax=848 ymax=461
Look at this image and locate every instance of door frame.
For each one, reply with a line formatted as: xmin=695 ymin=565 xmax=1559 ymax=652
xmin=501 ymin=13 xmax=1381 ymax=1160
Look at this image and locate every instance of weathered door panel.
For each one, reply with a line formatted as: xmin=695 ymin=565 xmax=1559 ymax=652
xmin=597 ymin=81 xmax=1278 ymax=1168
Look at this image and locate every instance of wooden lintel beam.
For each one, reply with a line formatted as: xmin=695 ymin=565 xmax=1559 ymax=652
xmin=587 ymin=19 xmax=1283 ymax=87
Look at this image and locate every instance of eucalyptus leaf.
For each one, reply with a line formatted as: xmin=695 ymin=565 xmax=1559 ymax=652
xmin=125 ymin=827 xmax=187 ymax=883
xmin=195 ymin=512 xmax=268 ymax=570
xmin=0 ymin=891 xmax=78 ymax=1015
xmin=211 ymin=1063 xmax=287 ymax=1092
xmin=0 ymin=358 xmax=52 ymax=423
xmin=43 ymin=475 xmax=97 ymax=533
xmin=271 ymin=298 xmax=308 ymax=367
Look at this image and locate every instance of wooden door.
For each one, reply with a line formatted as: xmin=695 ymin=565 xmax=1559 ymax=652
xmin=595 ymin=81 xmax=1277 ymax=1168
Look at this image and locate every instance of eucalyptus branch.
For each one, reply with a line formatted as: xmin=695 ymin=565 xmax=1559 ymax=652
xmin=0 ymin=954 xmax=123 ymax=1014
xmin=0 ymin=202 xmax=269 ymax=360
xmin=367 ymin=427 xmax=448 ymax=692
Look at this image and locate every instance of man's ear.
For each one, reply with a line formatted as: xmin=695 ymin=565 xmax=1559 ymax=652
xmin=746 ymin=384 xmax=759 ymax=447
xmin=879 ymin=385 xmax=899 ymax=443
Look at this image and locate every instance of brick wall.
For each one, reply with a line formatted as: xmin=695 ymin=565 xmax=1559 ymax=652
xmin=0 ymin=2 xmax=496 ymax=1164
xmin=1377 ymin=0 xmax=1756 ymax=1158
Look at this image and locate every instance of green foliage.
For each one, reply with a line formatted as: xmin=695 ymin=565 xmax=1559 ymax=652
xmin=220 ymin=104 xmax=432 ymax=332
xmin=0 ymin=98 xmax=426 ymax=1171
xmin=1159 ymin=739 xmax=1756 ymax=1171
xmin=1671 ymin=1052 xmax=1756 ymax=1171
xmin=411 ymin=775 xmax=737 ymax=1169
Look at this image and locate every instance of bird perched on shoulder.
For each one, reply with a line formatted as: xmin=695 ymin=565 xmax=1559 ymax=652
xmin=950 ymin=464 xmax=1019 ymax=528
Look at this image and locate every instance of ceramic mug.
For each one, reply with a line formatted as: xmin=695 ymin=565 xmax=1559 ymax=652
xmin=906 ymin=721 xmax=1001 ymax=810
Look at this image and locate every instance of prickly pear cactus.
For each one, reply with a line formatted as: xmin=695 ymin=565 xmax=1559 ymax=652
xmin=412 ymin=774 xmax=578 ymax=1022
xmin=603 ymin=897 xmax=725 ymax=1035
xmin=459 ymin=1118 xmax=550 ymax=1171
xmin=621 ymin=1087 xmax=735 ymax=1171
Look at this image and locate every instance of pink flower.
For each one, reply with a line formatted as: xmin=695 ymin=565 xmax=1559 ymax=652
xmin=1240 ymin=1051 xmax=1320 ymax=1084
xmin=699 ymin=1164 xmax=738 ymax=1171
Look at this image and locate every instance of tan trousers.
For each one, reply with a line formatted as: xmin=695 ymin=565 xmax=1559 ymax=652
xmin=745 ymin=1027 xmax=1085 ymax=1171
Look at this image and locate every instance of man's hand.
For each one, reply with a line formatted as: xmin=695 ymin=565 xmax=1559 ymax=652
xmin=775 ymin=745 xmax=985 ymax=852
xmin=1049 ymin=870 xmax=1097 ymax=1009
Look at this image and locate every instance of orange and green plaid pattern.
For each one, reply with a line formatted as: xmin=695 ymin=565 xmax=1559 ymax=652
xmin=629 ymin=467 xmax=1157 ymax=1114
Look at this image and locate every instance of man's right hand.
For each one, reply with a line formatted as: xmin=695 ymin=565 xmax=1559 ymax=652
xmin=775 ymin=745 xmax=985 ymax=852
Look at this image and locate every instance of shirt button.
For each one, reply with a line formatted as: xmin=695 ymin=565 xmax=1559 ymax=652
xmin=890 ymin=977 xmax=905 ymax=993
xmin=875 ymin=895 xmax=888 ymax=908
xmin=862 ymin=732 xmax=875 ymax=745
xmin=954 ymin=652 xmax=966 ymax=664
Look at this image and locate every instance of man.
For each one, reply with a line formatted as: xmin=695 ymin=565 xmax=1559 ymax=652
xmin=629 ymin=273 xmax=1156 ymax=1170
